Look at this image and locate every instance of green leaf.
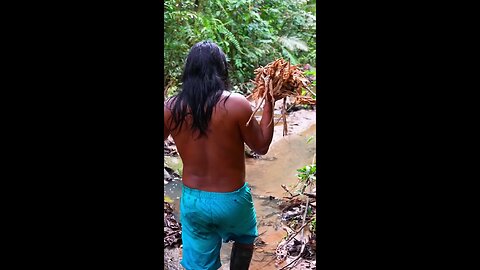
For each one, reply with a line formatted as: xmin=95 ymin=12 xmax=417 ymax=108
xmin=281 ymin=47 xmax=298 ymax=65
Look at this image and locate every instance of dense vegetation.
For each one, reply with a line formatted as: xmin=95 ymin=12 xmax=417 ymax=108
xmin=164 ymin=0 xmax=316 ymax=96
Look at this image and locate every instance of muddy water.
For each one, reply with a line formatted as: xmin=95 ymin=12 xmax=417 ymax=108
xmin=164 ymin=109 xmax=316 ymax=270
xmin=245 ymin=123 xmax=316 ymax=270
xmin=246 ymin=125 xmax=316 ymax=198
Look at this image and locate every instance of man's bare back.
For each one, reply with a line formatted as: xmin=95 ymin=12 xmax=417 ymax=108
xmin=164 ymin=91 xmax=276 ymax=192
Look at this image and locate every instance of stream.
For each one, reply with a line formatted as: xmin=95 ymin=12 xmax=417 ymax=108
xmin=164 ymin=108 xmax=316 ymax=270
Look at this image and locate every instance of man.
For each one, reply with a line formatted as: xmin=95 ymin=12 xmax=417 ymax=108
xmin=164 ymin=41 xmax=281 ymax=270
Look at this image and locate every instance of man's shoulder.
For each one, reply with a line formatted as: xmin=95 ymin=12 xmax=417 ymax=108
xmin=221 ymin=92 xmax=253 ymax=122
xmin=223 ymin=92 xmax=250 ymax=107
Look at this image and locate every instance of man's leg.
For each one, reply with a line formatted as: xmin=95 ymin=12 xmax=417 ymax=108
xmin=230 ymin=242 xmax=254 ymax=270
xmin=180 ymin=191 xmax=223 ymax=270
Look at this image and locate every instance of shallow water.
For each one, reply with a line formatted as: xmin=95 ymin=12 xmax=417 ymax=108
xmin=246 ymin=125 xmax=316 ymax=198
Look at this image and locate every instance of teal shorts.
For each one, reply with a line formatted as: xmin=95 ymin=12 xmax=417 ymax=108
xmin=180 ymin=182 xmax=258 ymax=270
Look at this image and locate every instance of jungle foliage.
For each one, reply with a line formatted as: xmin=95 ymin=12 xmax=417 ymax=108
xmin=164 ymin=0 xmax=316 ymax=95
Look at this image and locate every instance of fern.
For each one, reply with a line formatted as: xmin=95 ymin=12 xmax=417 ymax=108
xmin=164 ymin=0 xmax=316 ymax=89
xmin=216 ymin=23 xmax=243 ymax=54
xmin=282 ymin=47 xmax=298 ymax=65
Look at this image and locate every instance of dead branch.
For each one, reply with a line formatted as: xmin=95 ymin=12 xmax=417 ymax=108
xmin=281 ymin=184 xmax=295 ymax=197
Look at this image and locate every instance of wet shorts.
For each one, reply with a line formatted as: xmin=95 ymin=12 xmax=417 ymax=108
xmin=180 ymin=182 xmax=258 ymax=270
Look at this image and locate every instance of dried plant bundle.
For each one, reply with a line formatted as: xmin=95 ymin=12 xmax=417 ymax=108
xmin=246 ymin=59 xmax=315 ymax=135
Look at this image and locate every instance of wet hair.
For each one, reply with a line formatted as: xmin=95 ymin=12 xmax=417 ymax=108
xmin=168 ymin=41 xmax=231 ymax=138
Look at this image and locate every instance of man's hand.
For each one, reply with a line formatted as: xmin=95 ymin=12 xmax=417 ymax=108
xmin=265 ymin=90 xmax=284 ymax=104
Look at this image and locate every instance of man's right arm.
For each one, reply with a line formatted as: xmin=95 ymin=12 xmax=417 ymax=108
xmin=233 ymin=94 xmax=275 ymax=155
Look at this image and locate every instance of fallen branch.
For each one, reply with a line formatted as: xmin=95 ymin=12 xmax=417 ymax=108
xmin=280 ymin=198 xmax=303 ymax=212
xmin=281 ymin=184 xmax=295 ymax=197
xmin=303 ymin=192 xmax=316 ymax=198
xmin=278 ymin=199 xmax=310 ymax=270
xmin=278 ymin=218 xmax=313 ymax=249
xmin=300 ymin=196 xmax=310 ymax=240
xmin=279 ymin=237 xmax=311 ymax=270
xmin=282 ymin=195 xmax=300 ymax=200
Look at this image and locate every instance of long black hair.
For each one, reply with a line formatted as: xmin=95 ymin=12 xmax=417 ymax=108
xmin=167 ymin=41 xmax=231 ymax=138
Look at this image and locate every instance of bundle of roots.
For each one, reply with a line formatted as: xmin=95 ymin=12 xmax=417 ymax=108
xmin=246 ymin=58 xmax=315 ymax=136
